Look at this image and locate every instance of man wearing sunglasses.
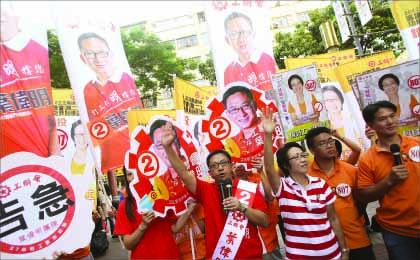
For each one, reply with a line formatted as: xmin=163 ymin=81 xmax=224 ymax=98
xmin=223 ymin=11 xmax=276 ymax=91
xmin=78 ymin=32 xmax=143 ymax=172
xmin=305 ymin=127 xmax=375 ymax=260
xmin=160 ymin=121 xmax=268 ymax=259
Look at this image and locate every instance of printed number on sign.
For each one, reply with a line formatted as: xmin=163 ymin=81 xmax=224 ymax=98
xmin=238 ymin=190 xmax=251 ymax=204
xmin=90 ymin=122 xmax=109 ymax=139
xmin=210 ymin=118 xmax=231 ymax=139
xmin=138 ymin=152 xmax=159 ymax=178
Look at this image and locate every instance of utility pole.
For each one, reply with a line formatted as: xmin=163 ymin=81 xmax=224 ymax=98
xmin=342 ymin=0 xmax=364 ymax=56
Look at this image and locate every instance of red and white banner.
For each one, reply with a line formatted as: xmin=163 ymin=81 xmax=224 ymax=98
xmin=52 ymin=5 xmax=143 ymax=173
xmin=205 ymin=0 xmax=277 ymax=95
xmin=126 ymin=115 xmax=201 ymax=217
xmin=212 ymin=180 xmax=257 ymax=259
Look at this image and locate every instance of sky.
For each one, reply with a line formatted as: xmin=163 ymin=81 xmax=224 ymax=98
xmin=7 ymin=1 xmax=214 ymax=29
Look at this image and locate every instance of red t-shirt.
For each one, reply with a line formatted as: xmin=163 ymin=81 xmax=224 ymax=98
xmin=83 ymin=72 xmax=143 ymax=171
xmin=0 ymin=39 xmax=55 ymax=158
xmin=114 ymin=200 xmax=180 ymax=259
xmin=194 ymin=178 xmax=267 ymax=259
xmin=224 ymin=52 xmax=276 ymax=91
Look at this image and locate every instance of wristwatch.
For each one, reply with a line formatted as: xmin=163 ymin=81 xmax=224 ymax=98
xmin=240 ymin=203 xmax=248 ymax=214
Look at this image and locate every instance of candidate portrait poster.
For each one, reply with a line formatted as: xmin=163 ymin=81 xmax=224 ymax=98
xmin=205 ymin=0 xmax=277 ymax=95
xmin=272 ymin=65 xmax=328 ymax=142
xmin=0 ymin=1 xmax=60 ymax=159
xmin=356 ymin=60 xmax=419 ymax=136
xmin=52 ymin=6 xmax=143 ymax=173
xmin=201 ymin=84 xmax=283 ymax=171
xmin=126 ymin=113 xmax=203 ymax=217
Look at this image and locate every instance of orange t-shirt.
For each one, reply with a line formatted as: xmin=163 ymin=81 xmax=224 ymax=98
xmin=309 ymin=159 xmax=370 ymax=249
xmin=357 ymin=135 xmax=420 ymax=238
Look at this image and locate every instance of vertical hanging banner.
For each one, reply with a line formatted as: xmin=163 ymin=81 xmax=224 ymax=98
xmin=355 ymin=0 xmax=373 ymax=26
xmin=390 ymin=0 xmax=420 ymax=61
xmin=201 ymin=85 xmax=283 ymax=171
xmin=332 ymin=0 xmax=351 ymax=43
xmin=52 ymin=4 xmax=143 ymax=173
xmin=205 ymin=0 xmax=277 ymax=96
xmin=173 ymin=78 xmax=216 ymax=181
xmin=356 ymin=60 xmax=420 ymax=136
xmin=1 ymin=3 xmax=95 ymax=258
xmin=272 ymin=65 xmax=329 ymax=142
xmin=0 ymin=2 xmax=60 ymax=159
xmin=126 ymin=114 xmax=200 ymax=217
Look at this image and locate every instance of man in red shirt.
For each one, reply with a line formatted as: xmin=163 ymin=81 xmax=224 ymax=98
xmin=160 ymin=122 xmax=268 ymax=259
xmin=78 ymin=32 xmax=143 ymax=172
xmin=0 ymin=3 xmax=60 ymax=158
xmin=224 ymin=12 xmax=276 ymax=91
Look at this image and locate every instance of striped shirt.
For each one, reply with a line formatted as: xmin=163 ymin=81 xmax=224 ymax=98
xmin=275 ymin=175 xmax=340 ymax=259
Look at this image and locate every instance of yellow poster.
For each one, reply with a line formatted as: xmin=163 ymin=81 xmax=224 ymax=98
xmin=390 ymin=1 xmax=420 ymax=60
xmin=173 ymin=78 xmax=216 ymax=114
xmin=335 ymin=51 xmax=396 ymax=93
xmin=128 ymin=109 xmax=176 ymax=134
xmin=285 ymin=49 xmax=356 ymax=82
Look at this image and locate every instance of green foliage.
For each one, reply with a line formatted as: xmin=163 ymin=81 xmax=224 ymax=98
xmin=198 ymin=54 xmax=216 ymax=85
xmin=121 ymin=27 xmax=194 ymax=97
xmin=274 ymin=0 xmax=403 ymax=69
xmin=48 ymin=30 xmax=70 ymax=88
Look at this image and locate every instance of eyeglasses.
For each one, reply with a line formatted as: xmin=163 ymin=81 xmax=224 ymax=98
xmin=227 ymin=103 xmax=253 ymax=115
xmin=316 ymin=138 xmax=335 ymax=148
xmin=209 ymin=160 xmax=231 ymax=170
xmin=288 ymin=152 xmax=309 ymax=161
xmin=227 ymin=30 xmax=253 ymax=40
xmin=83 ymin=51 xmax=109 ymax=60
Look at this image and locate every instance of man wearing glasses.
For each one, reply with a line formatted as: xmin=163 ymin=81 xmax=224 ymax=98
xmin=78 ymin=32 xmax=143 ymax=172
xmin=223 ymin=12 xmax=276 ymax=91
xmin=159 ymin=121 xmax=268 ymax=259
xmin=305 ymin=127 xmax=375 ymax=259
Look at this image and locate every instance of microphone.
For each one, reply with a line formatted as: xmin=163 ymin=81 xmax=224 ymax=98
xmin=218 ymin=179 xmax=233 ymax=213
xmin=390 ymin=144 xmax=402 ymax=166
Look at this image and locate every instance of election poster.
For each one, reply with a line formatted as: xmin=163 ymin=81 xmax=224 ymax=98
xmin=332 ymin=0 xmax=351 ymax=43
xmin=126 ymin=114 xmax=203 ymax=217
xmin=355 ymin=0 xmax=373 ymax=26
xmin=272 ymin=65 xmax=328 ymax=142
xmin=0 ymin=152 xmax=95 ymax=259
xmin=390 ymin=0 xmax=420 ymax=60
xmin=52 ymin=5 xmax=143 ymax=173
xmin=0 ymin=1 xmax=60 ymax=159
xmin=204 ymin=0 xmax=277 ymax=95
xmin=201 ymin=84 xmax=283 ymax=171
xmin=356 ymin=60 xmax=420 ymax=136
xmin=285 ymin=49 xmax=356 ymax=82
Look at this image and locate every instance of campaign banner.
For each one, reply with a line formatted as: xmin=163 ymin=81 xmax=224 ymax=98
xmin=126 ymin=115 xmax=202 ymax=217
xmin=390 ymin=0 xmax=420 ymax=60
xmin=127 ymin=109 xmax=176 ymax=133
xmin=356 ymin=60 xmax=420 ymax=136
xmin=201 ymin=84 xmax=283 ymax=171
xmin=285 ymin=49 xmax=356 ymax=82
xmin=272 ymin=65 xmax=329 ymax=142
xmin=204 ymin=0 xmax=277 ymax=95
xmin=0 ymin=2 xmax=60 ymax=159
xmin=355 ymin=0 xmax=373 ymax=26
xmin=0 ymin=153 xmax=95 ymax=259
xmin=52 ymin=6 xmax=143 ymax=173
xmin=332 ymin=0 xmax=351 ymax=43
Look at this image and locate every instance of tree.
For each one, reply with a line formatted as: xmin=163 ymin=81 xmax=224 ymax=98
xmin=48 ymin=30 xmax=71 ymax=88
xmin=198 ymin=54 xmax=216 ymax=86
xmin=274 ymin=0 xmax=403 ymax=69
xmin=121 ymin=27 xmax=195 ymax=98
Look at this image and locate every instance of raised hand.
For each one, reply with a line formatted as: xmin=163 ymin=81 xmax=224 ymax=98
xmin=160 ymin=122 xmax=176 ymax=147
xmin=262 ymin=106 xmax=275 ymax=134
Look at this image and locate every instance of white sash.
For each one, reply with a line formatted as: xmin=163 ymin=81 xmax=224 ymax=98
xmin=212 ymin=180 xmax=258 ymax=259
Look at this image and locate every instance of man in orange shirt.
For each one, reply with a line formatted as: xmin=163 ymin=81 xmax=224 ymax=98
xmin=305 ymin=127 xmax=374 ymax=259
xmin=356 ymin=100 xmax=420 ymax=260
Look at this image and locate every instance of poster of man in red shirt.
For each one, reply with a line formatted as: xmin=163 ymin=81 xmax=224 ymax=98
xmin=53 ymin=11 xmax=143 ymax=173
xmin=205 ymin=1 xmax=277 ymax=95
xmin=0 ymin=2 xmax=60 ymax=159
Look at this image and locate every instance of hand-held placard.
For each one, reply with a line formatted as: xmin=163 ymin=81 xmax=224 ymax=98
xmin=390 ymin=144 xmax=402 ymax=166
